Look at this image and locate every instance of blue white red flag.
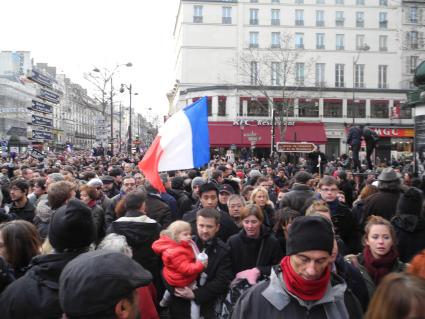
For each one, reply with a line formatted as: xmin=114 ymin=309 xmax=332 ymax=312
xmin=138 ymin=97 xmax=210 ymax=192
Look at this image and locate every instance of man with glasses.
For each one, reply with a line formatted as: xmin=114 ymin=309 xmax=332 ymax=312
xmin=317 ymin=176 xmax=361 ymax=254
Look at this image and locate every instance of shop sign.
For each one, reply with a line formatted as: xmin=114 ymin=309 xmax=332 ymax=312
xmin=32 ymin=115 xmax=53 ymax=128
xmin=233 ymin=119 xmax=295 ymax=126
xmin=276 ymin=142 xmax=316 ymax=153
xmin=31 ymin=100 xmax=53 ymax=114
xmin=370 ymin=128 xmax=414 ymax=138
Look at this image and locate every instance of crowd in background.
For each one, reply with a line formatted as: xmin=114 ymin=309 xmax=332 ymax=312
xmin=0 ymin=148 xmax=424 ymax=319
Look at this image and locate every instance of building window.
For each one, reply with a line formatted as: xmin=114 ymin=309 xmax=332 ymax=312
xmin=336 ymin=11 xmax=344 ymax=27
xmin=271 ymin=9 xmax=280 ymax=25
xmin=295 ymin=0 xmax=304 ymax=4
xmin=315 ymin=63 xmax=325 ymax=87
xmin=295 ymin=10 xmax=304 ymax=26
xmin=356 ymin=34 xmax=365 ymax=50
xmin=271 ymin=32 xmax=281 ymax=48
xmin=316 ymin=33 xmax=325 ymax=49
xmin=274 ymin=99 xmax=294 ymax=117
xmin=379 ymin=12 xmax=388 ymax=28
xmin=250 ymin=0 xmax=258 ymax=3
xmin=379 ymin=35 xmax=388 ymax=51
xmin=207 ymin=97 xmax=213 ymax=116
xmin=316 ymin=10 xmax=325 ymax=26
xmin=193 ymin=5 xmax=203 ymax=23
xmin=222 ymin=7 xmax=232 ymax=24
xmin=316 ymin=0 xmax=325 ymax=4
xmin=250 ymin=61 xmax=258 ymax=85
xmin=218 ymin=96 xmax=227 ymax=116
xmin=354 ymin=64 xmax=365 ymax=88
xmin=336 ymin=34 xmax=345 ymax=50
xmin=248 ymin=99 xmax=269 ymax=116
xmin=335 ymin=0 xmax=344 ymax=5
xmin=335 ymin=64 xmax=345 ymax=87
xmin=249 ymin=32 xmax=259 ymax=48
xmin=250 ymin=9 xmax=259 ymax=25
xmin=356 ymin=0 xmax=364 ymax=5
xmin=378 ymin=65 xmax=388 ymax=89
xmin=379 ymin=0 xmax=388 ymax=6
xmin=295 ymin=63 xmax=305 ymax=85
xmin=295 ymin=33 xmax=304 ymax=49
xmin=271 ymin=62 xmax=281 ymax=85
xmin=299 ymin=99 xmax=319 ymax=117
xmin=356 ymin=12 xmax=364 ymax=27
xmin=347 ymin=99 xmax=366 ymax=118
xmin=410 ymin=7 xmax=418 ymax=23
xmin=271 ymin=0 xmax=280 ymax=3
xmin=407 ymin=31 xmax=419 ymax=49
xmin=371 ymin=100 xmax=389 ymax=118
xmin=410 ymin=56 xmax=419 ymax=74
xmin=396 ymin=101 xmax=412 ymax=119
xmin=324 ymin=99 xmax=342 ymax=118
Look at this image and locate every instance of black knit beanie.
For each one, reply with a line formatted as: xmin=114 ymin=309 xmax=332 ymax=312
xmin=49 ymin=199 xmax=96 ymax=252
xmin=286 ymin=216 xmax=334 ymax=255
xmin=396 ymin=187 xmax=423 ymax=216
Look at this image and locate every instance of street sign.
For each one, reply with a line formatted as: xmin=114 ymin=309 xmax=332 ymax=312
xmin=276 ymin=142 xmax=317 ymax=153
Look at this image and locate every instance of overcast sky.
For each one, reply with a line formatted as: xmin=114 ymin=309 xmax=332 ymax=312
xmin=1 ymin=0 xmax=180 ymax=117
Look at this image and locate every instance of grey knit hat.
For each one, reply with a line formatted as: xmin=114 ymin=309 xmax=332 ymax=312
xmin=191 ymin=176 xmax=206 ymax=189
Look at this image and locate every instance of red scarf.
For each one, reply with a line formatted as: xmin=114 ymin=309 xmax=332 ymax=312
xmin=363 ymin=246 xmax=398 ymax=285
xmin=280 ymin=256 xmax=330 ymax=301
xmin=87 ymin=199 xmax=97 ymax=208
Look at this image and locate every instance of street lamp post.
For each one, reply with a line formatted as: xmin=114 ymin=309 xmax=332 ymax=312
xmin=92 ymin=62 xmax=132 ymax=155
xmin=120 ymin=84 xmax=138 ymax=155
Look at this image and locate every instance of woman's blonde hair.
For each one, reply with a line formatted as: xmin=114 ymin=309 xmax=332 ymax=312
xmin=161 ymin=220 xmax=192 ymax=241
xmin=305 ymin=200 xmax=330 ymax=217
xmin=250 ymin=186 xmax=271 ymax=205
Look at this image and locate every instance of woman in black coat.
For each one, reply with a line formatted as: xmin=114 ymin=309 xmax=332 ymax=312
xmin=227 ymin=204 xmax=283 ymax=285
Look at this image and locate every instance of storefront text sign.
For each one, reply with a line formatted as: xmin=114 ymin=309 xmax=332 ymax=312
xmin=233 ymin=119 xmax=295 ymax=126
xmin=370 ymin=128 xmax=414 ymax=138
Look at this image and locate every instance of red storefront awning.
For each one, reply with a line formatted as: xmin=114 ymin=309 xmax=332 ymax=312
xmin=208 ymin=121 xmax=327 ymax=148
xmin=284 ymin=122 xmax=327 ymax=144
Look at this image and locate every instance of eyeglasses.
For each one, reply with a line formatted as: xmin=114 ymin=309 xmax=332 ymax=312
xmin=123 ymin=183 xmax=135 ymax=187
xmin=320 ymin=187 xmax=338 ymax=192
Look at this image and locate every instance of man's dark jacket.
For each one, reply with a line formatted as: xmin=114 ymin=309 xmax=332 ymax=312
xmin=278 ymin=183 xmax=315 ymax=214
xmin=347 ymin=126 xmax=362 ymax=146
xmin=6 ymin=200 xmax=35 ymax=223
xmin=169 ymin=236 xmax=233 ymax=319
xmin=0 ymin=251 xmax=80 ymax=319
xmin=145 ymin=193 xmax=172 ymax=228
xmin=362 ymin=190 xmax=401 ymax=223
xmin=392 ymin=214 xmax=425 ymax=263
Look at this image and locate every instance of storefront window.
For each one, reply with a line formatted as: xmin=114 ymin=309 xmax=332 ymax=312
xmin=247 ymin=98 xmax=269 ymax=116
xmin=298 ymin=98 xmax=319 ymax=117
xmin=347 ymin=99 xmax=366 ymax=118
xmin=392 ymin=138 xmax=413 ymax=153
xmin=273 ymin=99 xmax=294 ymax=118
xmin=323 ymin=99 xmax=342 ymax=117
xmin=394 ymin=101 xmax=412 ymax=119
xmin=218 ymin=96 xmax=226 ymax=116
xmin=371 ymin=100 xmax=389 ymax=118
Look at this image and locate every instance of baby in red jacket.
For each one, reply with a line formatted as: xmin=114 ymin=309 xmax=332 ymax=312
xmin=152 ymin=221 xmax=207 ymax=316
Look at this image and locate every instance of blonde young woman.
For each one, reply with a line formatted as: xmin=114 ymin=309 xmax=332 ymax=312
xmin=250 ymin=186 xmax=275 ymax=228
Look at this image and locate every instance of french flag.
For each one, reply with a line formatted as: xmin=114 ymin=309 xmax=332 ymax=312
xmin=138 ymin=97 xmax=210 ymax=192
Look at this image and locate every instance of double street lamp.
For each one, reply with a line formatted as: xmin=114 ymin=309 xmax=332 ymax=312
xmin=120 ymin=83 xmax=138 ymax=155
xmin=92 ymin=62 xmax=132 ymax=155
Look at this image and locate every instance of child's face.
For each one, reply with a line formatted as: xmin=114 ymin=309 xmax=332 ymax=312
xmin=177 ymin=230 xmax=192 ymax=242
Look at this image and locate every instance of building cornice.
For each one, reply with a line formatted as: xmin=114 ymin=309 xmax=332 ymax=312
xmin=181 ymin=85 xmax=410 ymax=95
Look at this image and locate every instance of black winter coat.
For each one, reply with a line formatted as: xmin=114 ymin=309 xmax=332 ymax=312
xmin=6 ymin=200 xmax=35 ymax=223
xmin=227 ymin=225 xmax=283 ymax=277
xmin=183 ymin=207 xmax=239 ymax=243
xmin=169 ymin=236 xmax=233 ymax=319
xmin=279 ymin=183 xmax=316 ymax=214
xmin=347 ymin=126 xmax=362 ymax=146
xmin=145 ymin=193 xmax=172 ymax=228
xmin=362 ymin=190 xmax=401 ymax=223
xmin=0 ymin=251 xmax=80 ymax=319
xmin=392 ymin=214 xmax=425 ymax=263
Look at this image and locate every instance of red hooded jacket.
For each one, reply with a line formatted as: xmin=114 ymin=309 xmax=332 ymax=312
xmin=152 ymin=235 xmax=204 ymax=287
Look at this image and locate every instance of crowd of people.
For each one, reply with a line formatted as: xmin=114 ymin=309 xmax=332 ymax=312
xmin=0 ymin=149 xmax=424 ymax=319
